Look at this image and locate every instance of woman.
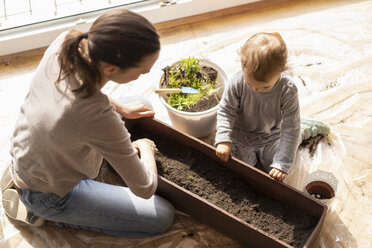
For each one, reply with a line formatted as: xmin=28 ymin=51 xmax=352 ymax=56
xmin=3 ymin=9 xmax=174 ymax=237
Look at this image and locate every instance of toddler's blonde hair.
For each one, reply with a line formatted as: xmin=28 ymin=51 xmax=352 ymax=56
xmin=239 ymin=32 xmax=288 ymax=82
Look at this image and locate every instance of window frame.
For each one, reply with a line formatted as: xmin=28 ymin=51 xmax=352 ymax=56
xmin=0 ymin=0 xmax=257 ymax=56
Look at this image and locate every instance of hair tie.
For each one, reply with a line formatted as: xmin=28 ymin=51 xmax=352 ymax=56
xmin=273 ymin=32 xmax=282 ymax=38
xmin=82 ymin=32 xmax=88 ymax=39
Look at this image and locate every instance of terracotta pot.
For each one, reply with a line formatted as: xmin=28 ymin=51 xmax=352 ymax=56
xmin=305 ymin=181 xmax=335 ymax=199
xmin=158 ymin=58 xmax=227 ymax=138
xmin=304 ymin=170 xmax=338 ymax=200
xmin=126 ymin=117 xmax=327 ymax=248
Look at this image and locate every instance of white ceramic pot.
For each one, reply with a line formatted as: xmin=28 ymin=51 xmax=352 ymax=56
xmin=158 ymin=58 xmax=228 ymax=138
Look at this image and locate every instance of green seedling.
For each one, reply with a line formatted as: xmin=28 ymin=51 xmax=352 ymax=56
xmin=163 ymin=57 xmax=218 ymax=111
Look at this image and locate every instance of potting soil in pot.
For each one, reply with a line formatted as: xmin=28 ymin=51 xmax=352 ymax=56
xmin=161 ymin=60 xmax=221 ymax=113
xmin=131 ymin=127 xmax=318 ymax=248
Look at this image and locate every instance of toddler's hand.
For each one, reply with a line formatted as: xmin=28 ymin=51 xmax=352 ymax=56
xmin=216 ymin=143 xmax=231 ymax=162
xmin=269 ymin=168 xmax=287 ymax=182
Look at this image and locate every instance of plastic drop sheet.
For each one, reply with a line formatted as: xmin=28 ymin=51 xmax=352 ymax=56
xmin=1 ymin=0 xmax=372 ymax=247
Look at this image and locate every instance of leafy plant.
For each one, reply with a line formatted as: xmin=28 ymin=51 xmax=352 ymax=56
xmin=162 ymin=57 xmax=218 ymax=111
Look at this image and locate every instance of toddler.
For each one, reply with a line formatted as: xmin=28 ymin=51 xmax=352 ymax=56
xmin=215 ymin=32 xmax=300 ymax=182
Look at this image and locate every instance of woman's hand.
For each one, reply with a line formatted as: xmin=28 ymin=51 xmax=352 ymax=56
xmin=120 ymin=101 xmax=155 ymax=119
xmin=216 ymin=142 xmax=231 ymax=162
xmin=132 ymin=138 xmax=158 ymax=156
xmin=108 ymin=96 xmax=154 ymax=119
xmin=132 ymin=138 xmax=158 ymax=175
xmin=269 ymin=168 xmax=287 ymax=182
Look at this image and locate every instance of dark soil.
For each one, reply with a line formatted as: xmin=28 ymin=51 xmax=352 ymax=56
xmin=182 ymin=93 xmax=220 ymax=112
xmin=131 ymin=127 xmax=318 ymax=248
xmin=310 ymin=193 xmax=328 ymax=200
xmin=201 ymin=65 xmax=218 ymax=81
xmin=300 ymin=135 xmax=327 ymax=157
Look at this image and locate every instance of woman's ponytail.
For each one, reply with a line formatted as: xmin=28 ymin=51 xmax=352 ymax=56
xmin=56 ymin=30 xmax=101 ymax=97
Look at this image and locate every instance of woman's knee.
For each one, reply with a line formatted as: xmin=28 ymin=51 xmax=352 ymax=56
xmin=148 ymin=195 xmax=174 ymax=235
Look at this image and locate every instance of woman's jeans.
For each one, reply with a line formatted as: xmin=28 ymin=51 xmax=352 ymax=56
xmin=19 ymin=180 xmax=174 ymax=237
xmin=18 ymin=95 xmax=174 ymax=237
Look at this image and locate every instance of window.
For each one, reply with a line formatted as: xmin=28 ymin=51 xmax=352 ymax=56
xmin=0 ymin=0 xmax=149 ymax=31
xmin=0 ymin=0 xmax=256 ymax=56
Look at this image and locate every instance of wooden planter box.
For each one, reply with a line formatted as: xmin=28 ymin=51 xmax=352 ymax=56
xmin=126 ymin=117 xmax=326 ymax=248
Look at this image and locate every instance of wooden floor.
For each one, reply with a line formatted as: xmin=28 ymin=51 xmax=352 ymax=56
xmin=1 ymin=0 xmax=371 ymax=247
